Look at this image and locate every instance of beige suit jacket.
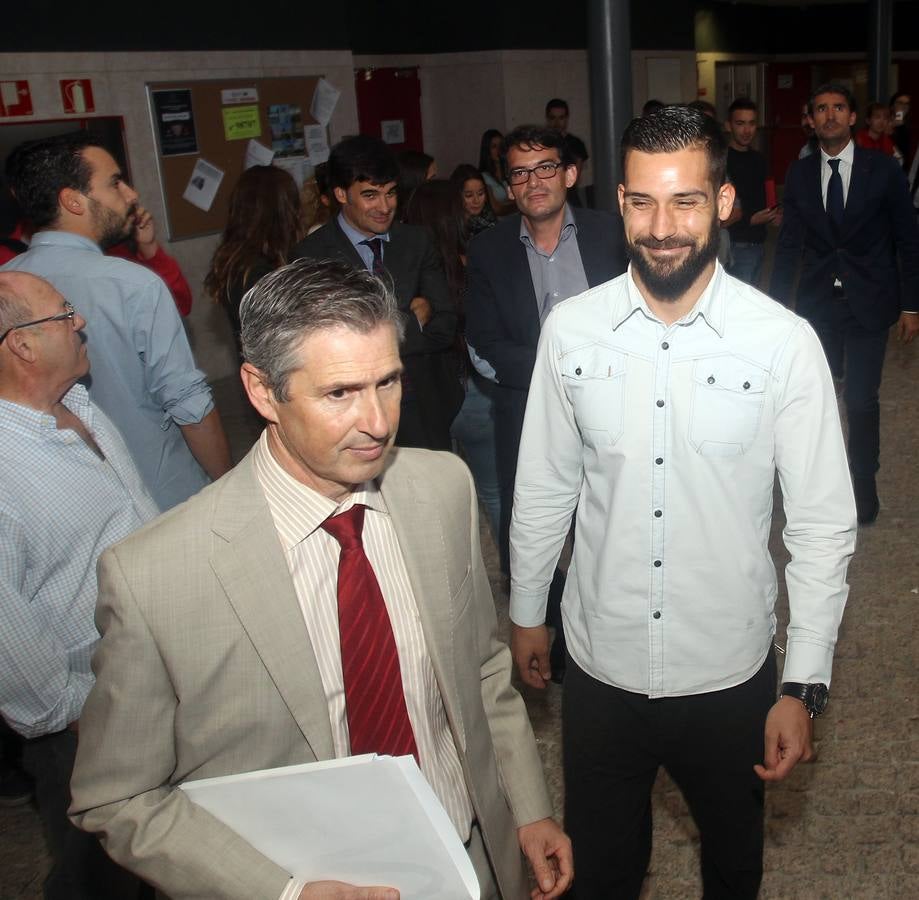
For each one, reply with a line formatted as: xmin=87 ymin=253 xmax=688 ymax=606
xmin=70 ymin=446 xmax=552 ymax=900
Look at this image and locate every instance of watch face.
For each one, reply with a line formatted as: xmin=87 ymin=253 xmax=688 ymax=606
xmin=809 ymin=683 xmax=829 ymax=715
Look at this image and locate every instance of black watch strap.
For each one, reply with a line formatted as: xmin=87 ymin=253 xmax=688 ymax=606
xmin=781 ymin=682 xmax=829 ymax=718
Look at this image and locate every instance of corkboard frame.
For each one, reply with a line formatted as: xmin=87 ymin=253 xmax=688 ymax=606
xmin=145 ymin=76 xmax=321 ymax=241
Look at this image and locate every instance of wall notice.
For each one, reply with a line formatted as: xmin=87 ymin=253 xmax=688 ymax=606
xmin=152 ymin=89 xmax=198 ymax=156
xmin=223 ymin=105 xmax=261 ymax=141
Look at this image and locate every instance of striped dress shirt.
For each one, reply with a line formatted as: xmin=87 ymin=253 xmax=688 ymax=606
xmin=252 ymin=433 xmax=473 ymax=841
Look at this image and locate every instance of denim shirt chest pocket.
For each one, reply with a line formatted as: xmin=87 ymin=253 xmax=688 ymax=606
xmin=560 ymin=344 xmax=628 ymax=446
xmin=689 ymin=355 xmax=768 ymax=456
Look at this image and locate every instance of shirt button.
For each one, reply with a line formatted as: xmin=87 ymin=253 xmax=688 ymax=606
xmin=707 ymin=375 xmax=715 ymax=384
xmin=652 ymin=610 xmax=662 ymax=619
xmin=653 ymin=559 xmax=662 ymax=568
xmin=743 ymin=381 xmax=751 ymax=390
xmin=575 ymin=367 xmax=582 ymax=376
xmin=656 ymin=399 xmax=664 ymax=408
xmin=654 ymin=509 xmax=662 ymax=517
xmin=655 ymin=457 xmax=663 ymax=465
xmin=661 ymin=341 xmax=669 ymax=350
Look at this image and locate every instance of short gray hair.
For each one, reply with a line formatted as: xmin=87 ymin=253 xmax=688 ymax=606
xmin=0 ymin=273 xmax=33 ymax=336
xmin=239 ymin=257 xmax=405 ymax=402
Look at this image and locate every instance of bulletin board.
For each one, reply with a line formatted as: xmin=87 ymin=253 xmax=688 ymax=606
xmin=146 ymin=76 xmax=323 ymax=241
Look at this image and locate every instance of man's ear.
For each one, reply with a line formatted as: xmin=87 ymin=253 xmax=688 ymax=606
xmin=333 ymin=186 xmax=348 ymax=207
xmin=717 ymin=182 xmax=736 ymax=224
xmin=59 ymin=187 xmax=86 ymax=218
xmin=240 ymin=362 xmax=279 ymax=423
xmin=5 ymin=327 xmax=40 ymax=365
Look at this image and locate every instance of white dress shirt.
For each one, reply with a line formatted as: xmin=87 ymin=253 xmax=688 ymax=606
xmin=253 ymin=434 xmax=474 ymax=899
xmin=510 ymin=264 xmax=857 ymax=698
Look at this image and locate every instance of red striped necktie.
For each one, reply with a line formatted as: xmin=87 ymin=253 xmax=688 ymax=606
xmin=321 ymin=504 xmax=419 ymax=762
xmin=360 ymin=238 xmax=386 ymax=277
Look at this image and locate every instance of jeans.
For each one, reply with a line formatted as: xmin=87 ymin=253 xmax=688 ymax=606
xmin=450 ymin=372 xmax=501 ymax=540
xmin=728 ymin=242 xmax=766 ymax=288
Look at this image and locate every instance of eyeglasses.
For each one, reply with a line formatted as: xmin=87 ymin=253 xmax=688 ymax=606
xmin=0 ymin=301 xmax=76 ymax=346
xmin=507 ymin=161 xmax=568 ymax=186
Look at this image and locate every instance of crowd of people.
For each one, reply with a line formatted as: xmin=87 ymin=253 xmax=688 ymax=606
xmin=0 ymin=83 xmax=917 ymax=900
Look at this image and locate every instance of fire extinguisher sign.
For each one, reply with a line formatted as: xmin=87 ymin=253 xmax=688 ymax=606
xmin=0 ymin=81 xmax=33 ymax=118
xmin=60 ymin=79 xmax=95 ymax=114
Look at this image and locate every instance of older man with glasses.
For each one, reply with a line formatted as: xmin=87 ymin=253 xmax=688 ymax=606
xmin=0 ymin=271 xmax=158 ymax=899
xmin=465 ymin=125 xmax=626 ymax=681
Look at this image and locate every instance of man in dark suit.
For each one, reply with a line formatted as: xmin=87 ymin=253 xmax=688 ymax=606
xmin=291 ymin=136 xmax=460 ymax=450
xmin=465 ymin=125 xmax=625 ymax=679
xmin=770 ymin=82 xmax=919 ymax=525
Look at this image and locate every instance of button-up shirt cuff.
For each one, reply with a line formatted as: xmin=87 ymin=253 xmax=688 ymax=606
xmin=161 ymin=392 xmax=214 ymax=428
xmin=783 ymin=640 xmax=836 ymax=686
xmin=509 ymin=588 xmax=550 ymax=628
xmin=278 ymin=877 xmax=306 ymax=900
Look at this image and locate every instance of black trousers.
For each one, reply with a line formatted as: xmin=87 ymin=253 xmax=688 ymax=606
xmin=563 ymin=653 xmax=777 ymax=900
xmin=22 ymin=729 xmax=146 ymax=900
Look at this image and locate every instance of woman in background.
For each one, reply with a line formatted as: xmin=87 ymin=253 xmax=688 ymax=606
xmin=451 ymin=164 xmax=497 ymax=241
xmin=404 ymin=179 xmax=501 ymax=538
xmin=477 ymin=129 xmax=515 ymax=216
xmin=204 ymin=165 xmax=301 ymax=356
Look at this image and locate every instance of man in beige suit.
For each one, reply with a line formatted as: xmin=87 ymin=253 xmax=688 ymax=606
xmin=70 ymin=259 xmax=571 ymax=900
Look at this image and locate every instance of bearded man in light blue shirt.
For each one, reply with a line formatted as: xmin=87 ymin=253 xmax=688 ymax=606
xmin=510 ymin=106 xmax=856 ymax=899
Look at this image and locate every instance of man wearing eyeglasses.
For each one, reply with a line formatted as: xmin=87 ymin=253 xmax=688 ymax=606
xmin=465 ymin=125 xmax=625 ymax=680
xmin=0 ymin=271 xmax=158 ymax=898
xmin=2 ymin=131 xmax=231 ymax=511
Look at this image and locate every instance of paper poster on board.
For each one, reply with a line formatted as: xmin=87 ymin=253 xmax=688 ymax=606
xmin=152 ymin=89 xmax=198 ymax=156
xmin=223 ymin=105 xmax=261 ymax=141
xmin=268 ymin=104 xmax=305 ymax=158
xmin=183 ymin=158 xmax=224 ymax=211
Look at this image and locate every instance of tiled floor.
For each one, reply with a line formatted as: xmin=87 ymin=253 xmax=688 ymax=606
xmin=3 ymin=311 xmax=918 ymax=899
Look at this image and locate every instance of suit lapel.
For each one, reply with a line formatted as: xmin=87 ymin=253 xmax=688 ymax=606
xmin=505 ymin=221 xmax=542 ymax=350
xmin=842 ymin=146 xmax=871 ymax=238
xmin=326 ymin=219 xmax=366 ymax=270
xmin=804 ymin=152 xmax=836 ymax=244
xmin=209 ymin=454 xmax=335 ymax=760
xmin=378 ymin=458 xmax=467 ymax=750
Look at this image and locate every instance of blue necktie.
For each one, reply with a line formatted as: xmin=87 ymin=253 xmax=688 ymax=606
xmin=827 ymin=158 xmax=844 ymax=228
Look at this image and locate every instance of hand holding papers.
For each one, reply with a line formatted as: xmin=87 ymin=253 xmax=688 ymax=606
xmin=180 ymin=755 xmax=480 ymax=900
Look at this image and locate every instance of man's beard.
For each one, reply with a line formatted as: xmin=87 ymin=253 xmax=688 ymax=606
xmin=627 ymin=217 xmax=721 ymax=302
xmin=89 ymin=198 xmax=136 ymax=250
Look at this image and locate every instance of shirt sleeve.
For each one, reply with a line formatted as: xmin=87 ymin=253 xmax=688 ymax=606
xmin=773 ymin=321 xmax=857 ymax=685
xmin=132 ymin=279 xmax=214 ymax=427
xmin=0 ymin=509 xmax=93 ymax=737
xmin=509 ymin=315 xmax=584 ymax=627
xmin=278 ymin=879 xmax=306 ymax=900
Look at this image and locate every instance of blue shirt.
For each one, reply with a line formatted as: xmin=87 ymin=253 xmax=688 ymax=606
xmin=2 ymin=231 xmax=213 ymax=510
xmin=511 ymin=264 xmax=856 ymax=696
xmin=337 ymin=212 xmax=390 ymax=272
xmin=0 ymin=385 xmax=159 ymax=737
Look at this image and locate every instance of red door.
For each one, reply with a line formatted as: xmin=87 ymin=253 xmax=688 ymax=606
xmin=354 ymin=67 xmax=423 ymax=152
xmin=766 ymin=62 xmax=813 ymax=185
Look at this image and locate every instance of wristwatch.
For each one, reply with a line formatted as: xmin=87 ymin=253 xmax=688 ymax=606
xmin=780 ymin=682 xmax=829 ymax=718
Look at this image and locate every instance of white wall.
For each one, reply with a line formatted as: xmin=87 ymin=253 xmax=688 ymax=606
xmin=0 ymin=49 xmax=359 ymax=381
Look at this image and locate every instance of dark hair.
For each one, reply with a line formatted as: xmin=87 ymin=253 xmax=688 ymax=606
xmin=240 ymin=258 xmax=404 ymax=402
xmin=327 ymin=135 xmax=400 ymax=193
xmin=642 ymin=99 xmax=666 ymax=117
xmin=889 ymin=91 xmax=910 ymax=107
xmin=396 ymin=149 xmax=434 ymax=220
xmin=866 ymin=101 xmax=889 ymax=118
xmin=503 ymin=125 xmax=574 ymax=169
xmin=0 ymin=180 xmax=23 ymax=235
xmin=403 ymin=179 xmax=465 ymax=311
xmin=728 ymin=97 xmax=758 ymax=116
xmin=204 ymin=165 xmax=302 ymax=304
xmin=545 ymin=98 xmax=569 ymax=116
xmin=687 ymin=100 xmax=717 ymax=119
xmin=5 ymin=131 xmax=105 ymax=230
xmin=621 ymin=105 xmax=728 ymax=189
xmin=809 ymin=83 xmax=856 ymax=117
xmin=478 ymin=129 xmax=505 ymax=182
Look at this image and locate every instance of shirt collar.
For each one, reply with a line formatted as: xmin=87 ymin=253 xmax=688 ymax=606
xmin=337 ymin=211 xmax=391 ymax=250
xmin=252 ymin=429 xmax=388 ymax=552
xmin=619 ymin=261 xmax=725 ymax=337
xmin=519 ymin=203 xmax=578 ymax=247
xmin=29 ymin=231 xmax=102 ymax=253
xmin=820 ymin=138 xmax=854 ymax=166
xmin=0 ymin=383 xmax=94 ymax=437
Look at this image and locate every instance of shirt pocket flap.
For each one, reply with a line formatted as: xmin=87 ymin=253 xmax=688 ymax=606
xmin=560 ymin=345 xmax=627 ymax=381
xmin=693 ymin=357 xmax=766 ymax=395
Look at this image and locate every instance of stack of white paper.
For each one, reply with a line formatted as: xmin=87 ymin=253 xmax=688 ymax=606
xmin=180 ymin=754 xmax=479 ymax=900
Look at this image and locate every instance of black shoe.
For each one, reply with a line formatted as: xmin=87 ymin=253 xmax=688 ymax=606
xmin=854 ymin=476 xmax=879 ymax=526
xmin=0 ymin=766 xmax=33 ymax=808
